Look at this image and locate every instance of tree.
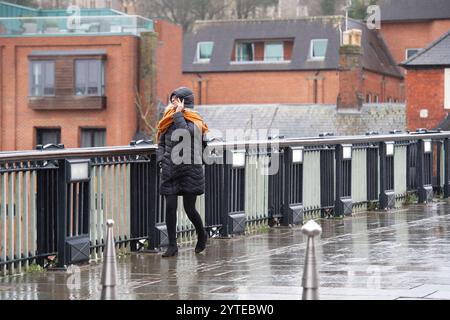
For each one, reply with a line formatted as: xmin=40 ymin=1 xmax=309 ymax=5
xmin=190 ymin=0 xmax=231 ymax=21
xmin=234 ymin=0 xmax=277 ymax=19
xmin=321 ymin=0 xmax=336 ymax=15
xmin=348 ymin=0 xmax=378 ymax=20
xmin=4 ymin=0 xmax=37 ymax=6
xmin=137 ymin=0 xmax=230 ymax=32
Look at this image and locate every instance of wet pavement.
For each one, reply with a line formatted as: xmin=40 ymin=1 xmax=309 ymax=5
xmin=1 ymin=201 xmax=450 ymax=300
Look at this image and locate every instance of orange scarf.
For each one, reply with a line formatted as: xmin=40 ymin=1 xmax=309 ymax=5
xmin=156 ymin=108 xmax=209 ymax=142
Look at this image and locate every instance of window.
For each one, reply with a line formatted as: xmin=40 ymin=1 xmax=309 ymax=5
xmin=81 ymin=128 xmax=106 ymax=148
xmin=366 ymin=93 xmax=372 ymax=103
xmin=264 ymin=42 xmax=284 ymax=62
xmin=310 ymin=39 xmax=328 ymax=60
xmin=236 ymin=42 xmax=254 ymax=62
xmin=36 ymin=128 xmax=61 ymax=146
xmin=29 ymin=61 xmax=55 ymax=97
xmin=406 ymin=48 xmax=421 ymax=60
xmin=75 ymin=60 xmax=105 ymax=96
xmin=445 ymin=69 xmax=450 ymax=110
xmin=196 ymin=42 xmax=214 ymax=63
xmin=373 ymin=95 xmax=379 ymax=103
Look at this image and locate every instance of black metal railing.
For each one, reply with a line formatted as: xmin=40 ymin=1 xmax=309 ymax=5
xmin=2 ymin=131 xmax=450 ymax=275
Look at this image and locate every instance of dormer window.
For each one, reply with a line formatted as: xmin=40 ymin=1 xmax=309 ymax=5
xmin=264 ymin=42 xmax=284 ymax=62
xmin=236 ymin=42 xmax=254 ymax=62
xmin=310 ymin=39 xmax=328 ymax=60
xmin=196 ymin=41 xmax=214 ymax=63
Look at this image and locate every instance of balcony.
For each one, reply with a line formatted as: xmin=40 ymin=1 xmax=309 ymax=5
xmin=0 ymin=15 xmax=154 ymax=37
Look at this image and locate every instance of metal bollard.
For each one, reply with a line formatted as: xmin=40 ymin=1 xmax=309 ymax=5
xmin=101 ymin=220 xmax=118 ymax=300
xmin=301 ymin=220 xmax=322 ymax=300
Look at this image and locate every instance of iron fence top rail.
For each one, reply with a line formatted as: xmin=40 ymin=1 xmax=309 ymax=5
xmin=207 ymin=132 xmax=450 ymax=149
xmin=0 ymin=145 xmax=157 ymax=162
xmin=1 ymin=131 xmax=449 ymax=162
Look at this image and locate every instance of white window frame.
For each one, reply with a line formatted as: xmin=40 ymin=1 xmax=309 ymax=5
xmin=309 ymin=39 xmax=328 ymax=61
xmin=405 ymin=48 xmax=421 ymax=60
xmin=235 ymin=42 xmax=255 ymax=63
xmin=264 ymin=42 xmax=284 ymax=62
xmin=373 ymin=95 xmax=379 ymax=103
xmin=366 ymin=93 xmax=372 ymax=103
xmin=195 ymin=41 xmax=214 ymax=64
xmin=445 ymin=68 xmax=450 ymax=110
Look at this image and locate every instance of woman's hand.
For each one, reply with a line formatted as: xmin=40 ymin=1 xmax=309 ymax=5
xmin=174 ymin=98 xmax=185 ymax=113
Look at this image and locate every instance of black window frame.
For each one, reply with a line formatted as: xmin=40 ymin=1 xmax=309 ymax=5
xmin=36 ymin=128 xmax=61 ymax=147
xmin=80 ymin=128 xmax=106 ymax=148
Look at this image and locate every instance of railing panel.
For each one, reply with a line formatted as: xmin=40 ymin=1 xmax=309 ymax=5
xmin=394 ymin=145 xmax=408 ymax=197
xmin=352 ymin=148 xmax=367 ymax=204
xmin=303 ymin=150 xmax=321 ymax=211
xmin=245 ymin=153 xmax=269 ymax=229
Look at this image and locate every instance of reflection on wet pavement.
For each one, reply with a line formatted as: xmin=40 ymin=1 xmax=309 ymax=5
xmin=1 ymin=201 xmax=450 ymax=300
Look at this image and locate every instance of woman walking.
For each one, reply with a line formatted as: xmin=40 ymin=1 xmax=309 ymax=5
xmin=156 ymin=87 xmax=209 ymax=257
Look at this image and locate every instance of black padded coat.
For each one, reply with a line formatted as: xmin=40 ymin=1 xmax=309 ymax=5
xmin=157 ymin=111 xmax=205 ymax=196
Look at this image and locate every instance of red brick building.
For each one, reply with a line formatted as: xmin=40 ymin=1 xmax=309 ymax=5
xmin=401 ymin=30 xmax=450 ymax=131
xmin=379 ymin=0 xmax=450 ymax=67
xmin=182 ymin=17 xmax=404 ymax=107
xmin=0 ymin=2 xmax=182 ymax=151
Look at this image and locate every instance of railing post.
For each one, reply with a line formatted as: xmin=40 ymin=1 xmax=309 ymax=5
xmin=302 ymin=220 xmax=322 ymax=300
xmin=282 ymin=146 xmax=304 ymax=227
xmin=335 ymin=144 xmax=353 ymax=217
xmin=101 ymin=220 xmax=117 ymax=300
xmin=366 ymin=143 xmax=379 ymax=203
xmin=379 ymin=141 xmax=395 ymax=210
xmin=56 ymin=158 xmax=91 ymax=270
xmin=220 ymin=149 xmax=247 ymax=237
xmin=417 ymin=139 xmax=433 ymax=203
xmin=444 ymin=139 xmax=450 ymax=198
xmin=320 ymin=147 xmax=335 ymax=217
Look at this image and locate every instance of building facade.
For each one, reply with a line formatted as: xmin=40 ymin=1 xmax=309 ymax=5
xmin=401 ymin=30 xmax=450 ymax=131
xmin=182 ymin=16 xmax=404 ymax=107
xmin=379 ymin=0 xmax=450 ymax=66
xmin=0 ymin=1 xmax=180 ymax=151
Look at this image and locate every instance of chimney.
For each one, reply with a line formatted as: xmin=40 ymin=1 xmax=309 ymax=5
xmin=337 ymin=29 xmax=364 ymax=110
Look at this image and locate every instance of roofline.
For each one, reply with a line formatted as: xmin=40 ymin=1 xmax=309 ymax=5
xmin=193 ymin=15 xmax=345 ymax=26
xmin=363 ymin=67 xmax=404 ymax=79
xmin=182 ymin=68 xmax=340 ymax=74
xmin=401 ymin=64 xmax=450 ymax=69
xmin=381 ymin=17 xmax=450 ymax=23
xmin=400 ymin=28 xmax=450 ymax=66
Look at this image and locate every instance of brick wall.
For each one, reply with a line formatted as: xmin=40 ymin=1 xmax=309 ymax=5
xmin=405 ymin=68 xmax=446 ymax=130
xmin=154 ymin=19 xmax=184 ymax=106
xmin=380 ymin=20 xmax=450 ymax=66
xmin=182 ymin=69 xmax=403 ymax=106
xmin=183 ymin=71 xmax=341 ymax=105
xmin=0 ymin=35 xmax=139 ymax=151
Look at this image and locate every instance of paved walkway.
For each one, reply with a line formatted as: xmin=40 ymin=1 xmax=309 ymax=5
xmin=1 ymin=201 xmax=450 ymax=300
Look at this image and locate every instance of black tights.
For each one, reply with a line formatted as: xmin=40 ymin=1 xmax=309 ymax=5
xmin=165 ymin=194 xmax=205 ymax=245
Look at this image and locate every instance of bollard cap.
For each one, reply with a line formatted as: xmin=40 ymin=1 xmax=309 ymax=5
xmin=302 ymin=220 xmax=322 ymax=237
xmin=106 ymin=220 xmax=115 ymax=228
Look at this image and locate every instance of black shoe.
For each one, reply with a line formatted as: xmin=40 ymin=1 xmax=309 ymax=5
xmin=162 ymin=245 xmax=178 ymax=257
xmin=195 ymin=230 xmax=208 ymax=254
